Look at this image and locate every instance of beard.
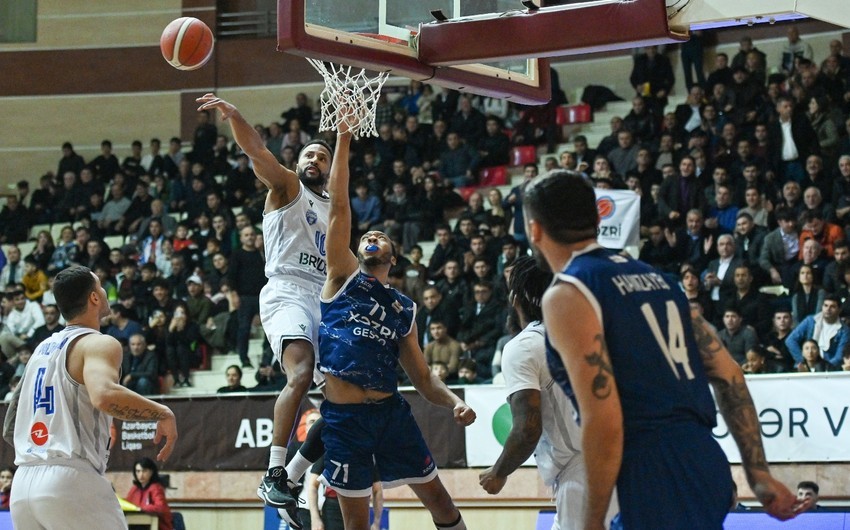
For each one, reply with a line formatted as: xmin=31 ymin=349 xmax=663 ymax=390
xmin=358 ymin=251 xmax=392 ymax=269
xmin=297 ymin=164 xmax=325 ymax=188
xmin=530 ymin=245 xmax=552 ymax=273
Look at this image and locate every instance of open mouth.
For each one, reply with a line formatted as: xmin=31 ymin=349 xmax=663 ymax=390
xmin=365 ymin=244 xmax=379 ymax=253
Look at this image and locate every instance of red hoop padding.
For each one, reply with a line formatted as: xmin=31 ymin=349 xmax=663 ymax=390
xmin=355 ymin=32 xmax=410 ymax=46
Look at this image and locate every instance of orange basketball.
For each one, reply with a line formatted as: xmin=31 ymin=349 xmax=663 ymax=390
xmin=160 ymin=17 xmax=214 ymax=71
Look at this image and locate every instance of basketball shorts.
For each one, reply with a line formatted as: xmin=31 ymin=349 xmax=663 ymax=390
xmin=11 ymin=462 xmax=128 ymax=530
xmin=616 ymin=425 xmax=732 ymax=530
xmin=260 ymin=278 xmax=324 ymax=384
xmin=319 ymin=393 xmax=438 ymax=497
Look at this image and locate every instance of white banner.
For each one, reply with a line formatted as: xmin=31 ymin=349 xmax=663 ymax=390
xmin=463 ymin=386 xmax=535 ymax=467
xmin=466 ymin=373 xmax=850 ymax=466
xmin=594 ymin=189 xmax=640 ymax=249
xmin=714 ymin=373 xmax=850 ymax=463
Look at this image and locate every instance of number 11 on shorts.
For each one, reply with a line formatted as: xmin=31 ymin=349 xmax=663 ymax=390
xmin=330 ymin=459 xmax=349 ymax=483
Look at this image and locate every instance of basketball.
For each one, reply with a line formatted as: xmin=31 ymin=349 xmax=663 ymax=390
xmin=160 ymin=17 xmax=214 ymax=71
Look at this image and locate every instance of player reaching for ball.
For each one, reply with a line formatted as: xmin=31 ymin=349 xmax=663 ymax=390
xmin=196 ymin=93 xmax=331 ymax=527
xmin=317 ymin=102 xmax=476 ymax=530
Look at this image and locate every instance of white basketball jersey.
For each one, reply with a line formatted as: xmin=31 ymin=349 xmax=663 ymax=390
xmin=14 ymin=326 xmax=112 ymax=474
xmin=262 ymin=181 xmax=330 ymax=289
xmin=501 ymin=321 xmax=582 ymax=486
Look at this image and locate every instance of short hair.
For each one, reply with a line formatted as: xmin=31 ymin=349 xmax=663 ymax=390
xmin=736 ymin=212 xmax=754 ymax=222
xmin=824 ymin=293 xmax=842 ymax=306
xmin=797 ymin=481 xmax=819 ymax=494
xmin=458 ymin=358 xmax=478 ymax=373
xmin=774 ymin=206 xmax=796 ymax=223
xmin=226 ymin=365 xmax=243 ymax=378
xmin=299 ymin=139 xmax=333 ymax=158
xmin=834 ymin=239 xmax=849 ymax=252
xmin=508 ymin=256 xmax=553 ymax=323
xmin=524 ymin=171 xmax=598 ymax=244
xmin=54 ymin=266 xmax=97 ymax=320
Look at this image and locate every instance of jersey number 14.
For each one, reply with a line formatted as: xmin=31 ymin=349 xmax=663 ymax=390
xmin=641 ymin=302 xmax=695 ymax=380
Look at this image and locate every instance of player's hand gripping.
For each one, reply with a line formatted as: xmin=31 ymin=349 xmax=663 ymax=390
xmin=453 ymin=402 xmax=476 ymax=426
xmin=478 ymin=466 xmax=507 ymax=495
xmin=196 ymin=93 xmax=237 ymax=120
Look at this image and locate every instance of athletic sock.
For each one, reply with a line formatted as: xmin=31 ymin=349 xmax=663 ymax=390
xmin=285 ymin=452 xmax=311 ymax=484
xmin=268 ymin=446 xmax=288 ymax=471
xmin=435 ymin=513 xmax=466 ymax=530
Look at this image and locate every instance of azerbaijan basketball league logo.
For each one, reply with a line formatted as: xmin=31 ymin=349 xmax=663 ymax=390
xmin=596 ymin=196 xmax=616 ymax=220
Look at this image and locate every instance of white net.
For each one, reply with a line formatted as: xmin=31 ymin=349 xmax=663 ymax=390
xmin=306 ymin=58 xmax=390 ymax=140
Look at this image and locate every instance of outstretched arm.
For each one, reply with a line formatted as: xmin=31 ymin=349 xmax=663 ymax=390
xmin=543 ymin=282 xmax=622 ymax=530
xmin=690 ymin=310 xmax=808 ymax=520
xmin=321 ymin=117 xmax=359 ymax=299
xmin=398 ymin=326 xmax=476 ymax=426
xmin=196 ymin=93 xmax=298 ymax=205
xmin=479 ymin=389 xmax=541 ymax=494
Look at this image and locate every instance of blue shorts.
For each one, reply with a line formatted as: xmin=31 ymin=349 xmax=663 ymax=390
xmin=617 ymin=424 xmax=732 ymax=529
xmin=320 ymin=393 xmax=437 ymax=497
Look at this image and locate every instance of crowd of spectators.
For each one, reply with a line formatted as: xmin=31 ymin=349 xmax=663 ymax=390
xmin=2 ymin=26 xmax=850 ymax=392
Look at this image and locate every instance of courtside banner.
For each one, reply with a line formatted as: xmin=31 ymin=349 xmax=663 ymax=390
xmin=464 ymin=385 xmax=535 ymax=467
xmin=0 ymin=389 xmax=467 ymax=471
xmin=594 ymin=189 xmax=640 ymax=249
xmin=714 ymin=373 xmax=850 ymax=463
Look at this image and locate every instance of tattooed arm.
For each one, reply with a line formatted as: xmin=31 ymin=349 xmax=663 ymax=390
xmin=543 ymin=283 xmax=621 ymax=530
xmin=479 ymin=389 xmax=542 ymax=494
xmin=74 ymin=334 xmax=178 ymax=461
xmin=690 ymin=309 xmax=805 ymax=520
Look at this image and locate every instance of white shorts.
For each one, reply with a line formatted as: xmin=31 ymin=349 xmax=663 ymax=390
xmin=550 ymin=455 xmax=620 ymax=530
xmin=11 ymin=463 xmax=127 ymax=530
xmin=260 ymin=278 xmax=324 ymax=384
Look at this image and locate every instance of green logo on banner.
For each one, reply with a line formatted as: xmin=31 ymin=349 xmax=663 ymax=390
xmin=492 ymin=403 xmax=513 ymax=446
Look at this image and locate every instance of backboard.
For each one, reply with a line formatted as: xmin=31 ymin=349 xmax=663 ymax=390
xmin=277 ymin=0 xmax=552 ymax=104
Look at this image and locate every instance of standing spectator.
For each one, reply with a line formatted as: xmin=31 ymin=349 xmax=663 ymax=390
xmin=192 ymin=109 xmax=218 ymax=166
xmin=680 ymin=30 xmax=705 ymax=91
xmin=57 ymin=141 xmax=85 ymax=177
xmin=121 ymin=333 xmax=159 ymax=395
xmin=630 ymin=46 xmax=675 ymax=113
xmin=657 ymin=156 xmax=705 ymax=222
xmin=166 ymin=302 xmax=201 ymax=387
xmin=228 ymin=226 xmax=265 ymax=368
xmin=731 ymin=36 xmax=766 ymax=71
xmin=503 ymin=163 xmax=537 ymax=251
xmin=477 ymin=117 xmax=510 ymax=168
xmin=768 ymin=96 xmax=819 ymax=183
xmin=141 ymin=138 xmax=165 ymax=176
xmin=780 ymin=26 xmax=814 ymax=75
xmin=457 ymin=280 xmax=503 ymax=379
xmin=0 ymin=196 xmax=30 ymax=245
xmin=450 ymin=95 xmax=488 ymax=146
xmin=90 ymin=140 xmax=121 ymax=182
xmin=281 ymin=92 xmax=314 ymax=133
xmin=786 ymin=295 xmax=848 ymax=367
xmin=704 ymin=53 xmax=733 ymax=93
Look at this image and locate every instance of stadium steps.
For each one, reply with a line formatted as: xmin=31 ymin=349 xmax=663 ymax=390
xmin=167 ymin=338 xmax=265 ymax=396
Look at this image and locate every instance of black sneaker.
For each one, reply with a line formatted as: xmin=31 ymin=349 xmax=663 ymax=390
xmin=257 ymin=467 xmax=296 ymax=508
xmin=278 ymin=481 xmax=304 ymax=529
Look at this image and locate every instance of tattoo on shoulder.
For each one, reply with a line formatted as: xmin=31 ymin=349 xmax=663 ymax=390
xmin=691 ymin=314 xmax=723 ymax=360
xmin=585 ymin=334 xmax=614 ymax=400
xmin=105 ymin=404 xmax=168 ymax=422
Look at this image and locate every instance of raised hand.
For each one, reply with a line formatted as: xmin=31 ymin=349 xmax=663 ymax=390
xmin=196 ymin=93 xmax=237 ymax=120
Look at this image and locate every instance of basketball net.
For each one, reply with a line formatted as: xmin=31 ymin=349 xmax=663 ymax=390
xmin=306 ymin=58 xmax=390 ymax=140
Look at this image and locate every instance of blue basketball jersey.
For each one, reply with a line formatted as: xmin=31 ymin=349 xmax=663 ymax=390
xmin=546 ymin=244 xmax=717 ymax=436
xmin=319 ymin=270 xmax=416 ymax=393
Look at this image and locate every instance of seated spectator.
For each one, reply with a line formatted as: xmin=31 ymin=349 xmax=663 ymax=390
xmin=455 ymin=358 xmax=485 ymax=385
xmin=786 ymin=295 xmax=848 ymax=368
xmin=791 ymin=264 xmax=825 ymax=324
xmin=717 ymin=307 xmax=758 ymax=364
xmin=217 ymin=364 xmax=247 ymax=393
xmin=105 ymin=303 xmax=143 ymax=347
xmin=252 ymin=344 xmax=286 ymax=392
xmin=28 ymin=304 xmax=64 ymax=350
xmin=789 ymin=238 xmax=830 ymax=287
xmin=801 ymin=187 xmax=836 ymax=223
xmin=439 ymin=132 xmax=480 ymax=188
xmin=436 ymin=259 xmax=469 ymax=309
xmin=430 ymin=361 xmax=449 ymax=383
xmin=796 ymin=481 xmax=821 ymax=511
xmin=423 ymin=321 xmax=461 ymax=379
xmin=121 ymin=333 xmax=159 ymax=395
xmin=640 ymin=222 xmax=676 ymax=271
xmin=797 ymin=339 xmax=835 ymax=373
xmin=0 ymin=246 xmax=24 ymax=291
xmin=21 ymin=257 xmax=47 ymax=302
xmin=351 ymin=180 xmax=382 ymax=239
xmin=741 ymin=347 xmax=769 ymax=374
xmin=415 ymin=286 xmax=460 ymax=347
xmin=705 ymin=184 xmax=738 ymax=233
xmin=0 ymin=467 xmax=14 ymax=510
xmin=759 ymin=206 xmax=799 ymax=287
xmin=703 ymin=234 xmax=742 ymax=303
xmin=823 ymin=240 xmax=850 ymax=294
xmin=0 ymin=289 xmax=45 ymax=363
xmin=799 ymin=209 xmax=843 ymax=258
xmin=126 ymin=457 xmax=173 ymax=530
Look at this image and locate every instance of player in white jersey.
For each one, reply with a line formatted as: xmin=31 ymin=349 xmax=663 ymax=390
xmin=3 ymin=266 xmax=177 ymax=530
xmin=479 ymin=257 xmax=619 ymax=530
xmin=197 ymin=94 xmax=332 ymax=521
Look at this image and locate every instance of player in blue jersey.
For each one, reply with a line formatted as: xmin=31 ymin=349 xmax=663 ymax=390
xmin=523 ymin=171 xmax=808 ymax=529
xmin=318 ymin=114 xmax=476 ymax=530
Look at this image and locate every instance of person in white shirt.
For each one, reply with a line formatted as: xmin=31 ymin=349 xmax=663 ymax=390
xmin=0 ymin=290 xmax=45 ymax=362
xmin=479 ymin=257 xmax=618 ymax=530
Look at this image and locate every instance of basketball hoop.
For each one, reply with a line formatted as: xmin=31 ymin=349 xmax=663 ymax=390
xmin=305 ymin=58 xmax=390 ymax=140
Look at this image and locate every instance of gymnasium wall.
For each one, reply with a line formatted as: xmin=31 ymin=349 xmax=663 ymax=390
xmin=0 ymin=3 xmax=846 ymax=195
